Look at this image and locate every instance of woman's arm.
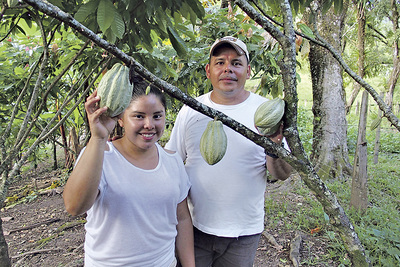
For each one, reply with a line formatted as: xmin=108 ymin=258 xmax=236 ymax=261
xmin=63 ymin=91 xmax=117 ymax=216
xmin=63 ymin=138 xmax=107 ymax=216
xmin=175 ymin=198 xmax=195 ymax=267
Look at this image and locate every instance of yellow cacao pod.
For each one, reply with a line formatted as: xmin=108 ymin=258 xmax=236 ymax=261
xmin=200 ymin=119 xmax=227 ymax=165
xmin=254 ymin=98 xmax=285 ymax=136
xmin=97 ymin=63 xmax=134 ymax=117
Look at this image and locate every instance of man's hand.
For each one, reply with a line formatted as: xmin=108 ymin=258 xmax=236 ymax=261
xmin=266 ymin=123 xmax=283 ymax=145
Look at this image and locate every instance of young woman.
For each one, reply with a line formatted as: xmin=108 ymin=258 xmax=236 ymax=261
xmin=63 ymin=85 xmax=195 ymax=267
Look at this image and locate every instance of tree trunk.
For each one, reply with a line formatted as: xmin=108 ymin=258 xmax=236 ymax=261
xmin=350 ymin=90 xmax=369 ymax=210
xmin=307 ymin=2 xmax=352 ymax=180
xmin=373 ymin=93 xmax=384 ymax=164
xmin=53 ymin=138 xmax=57 ymax=170
xmin=0 ymin=219 xmax=11 ymax=267
xmin=346 ymin=1 xmax=366 ymax=114
xmin=386 ymin=0 xmax=400 ymax=108
xmin=56 ymin=99 xmax=69 ymax=167
xmin=349 ymin=0 xmax=368 ymax=211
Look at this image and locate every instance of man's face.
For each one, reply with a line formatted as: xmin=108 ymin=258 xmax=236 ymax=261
xmin=206 ymin=46 xmax=251 ymax=94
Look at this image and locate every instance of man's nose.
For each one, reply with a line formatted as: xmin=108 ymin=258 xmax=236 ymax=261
xmin=224 ymin=64 xmax=233 ymax=73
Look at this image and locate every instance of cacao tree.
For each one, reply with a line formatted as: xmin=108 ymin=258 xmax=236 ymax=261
xmin=346 ymin=0 xmax=399 ymax=112
xmin=1 ymin=0 xmax=399 ymax=266
xmin=305 ymin=0 xmax=353 ymax=180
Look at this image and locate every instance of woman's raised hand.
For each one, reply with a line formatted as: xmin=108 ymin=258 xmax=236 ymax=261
xmin=85 ymin=90 xmax=118 ymax=140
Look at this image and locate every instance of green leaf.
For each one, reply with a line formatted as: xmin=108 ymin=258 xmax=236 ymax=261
xmin=333 ymin=0 xmax=343 ymax=14
xmin=323 ymin=212 xmax=330 ymax=223
xmin=97 ymin=0 xmax=115 ymax=33
xmin=14 ymin=66 xmax=25 ymax=75
xmin=167 ymin=26 xmax=187 ymax=58
xmin=321 ymin=0 xmax=333 ymax=15
xmin=164 ymin=63 xmax=178 ymax=81
xmin=184 ymin=0 xmax=205 ymax=19
xmin=387 ymin=247 xmax=400 ymax=257
xmin=74 ymin=0 xmax=99 ymax=22
xmin=291 ymin=0 xmax=299 ymax=14
xmin=104 ymin=27 xmax=116 ymax=43
xmin=7 ymin=0 xmax=19 ymax=8
xmin=110 ymin=10 xmax=125 ymax=39
xmin=155 ymin=8 xmax=167 ymax=33
xmin=298 ymin=23 xmax=315 ymax=38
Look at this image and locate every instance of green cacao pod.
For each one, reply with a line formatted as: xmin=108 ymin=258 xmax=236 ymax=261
xmin=200 ymin=119 xmax=227 ymax=165
xmin=97 ymin=63 xmax=134 ymax=117
xmin=370 ymin=116 xmax=382 ymax=131
xmin=254 ymin=98 xmax=285 ymax=136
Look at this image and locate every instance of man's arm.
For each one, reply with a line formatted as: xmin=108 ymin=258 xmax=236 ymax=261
xmin=265 ymin=124 xmax=293 ymax=180
xmin=266 ymin=155 xmax=292 ymax=180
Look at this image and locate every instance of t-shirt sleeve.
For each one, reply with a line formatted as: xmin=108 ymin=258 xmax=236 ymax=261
xmin=175 ymin=154 xmax=191 ymax=203
xmin=165 ymin=106 xmax=188 ymax=162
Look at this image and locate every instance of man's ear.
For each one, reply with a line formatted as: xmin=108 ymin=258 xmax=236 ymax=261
xmin=205 ymin=63 xmax=211 ymax=79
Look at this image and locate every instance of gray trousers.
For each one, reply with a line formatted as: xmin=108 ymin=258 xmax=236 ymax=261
xmin=192 ymin=227 xmax=261 ymax=267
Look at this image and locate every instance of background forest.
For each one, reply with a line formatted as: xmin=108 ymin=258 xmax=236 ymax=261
xmin=0 ymin=0 xmax=399 ymax=266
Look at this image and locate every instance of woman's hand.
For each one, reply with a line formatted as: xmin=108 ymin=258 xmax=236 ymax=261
xmin=85 ymin=91 xmax=117 ymax=140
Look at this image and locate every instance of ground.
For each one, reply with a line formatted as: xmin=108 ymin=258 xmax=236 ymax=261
xmin=1 ymin=165 xmax=336 ymax=267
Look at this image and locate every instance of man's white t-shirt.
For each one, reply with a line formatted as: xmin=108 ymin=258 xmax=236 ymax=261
xmin=166 ymin=91 xmax=270 ymax=237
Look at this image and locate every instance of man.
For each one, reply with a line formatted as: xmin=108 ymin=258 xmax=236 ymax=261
xmin=166 ymin=36 xmax=292 ymax=267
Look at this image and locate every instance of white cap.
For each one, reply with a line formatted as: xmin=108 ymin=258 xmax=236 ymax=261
xmin=210 ymin=36 xmax=249 ymax=61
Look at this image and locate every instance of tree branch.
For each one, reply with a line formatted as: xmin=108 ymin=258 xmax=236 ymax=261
xmin=21 ymin=0 xmax=295 ymax=163
xmin=244 ymin=0 xmax=399 ymax=131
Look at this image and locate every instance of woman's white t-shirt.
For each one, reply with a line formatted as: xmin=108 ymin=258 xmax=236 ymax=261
xmin=78 ymin=142 xmax=190 ymax=266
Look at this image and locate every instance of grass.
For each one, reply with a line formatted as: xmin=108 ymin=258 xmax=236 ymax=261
xmin=265 ymin=151 xmax=400 ymax=266
xmin=264 ymin=120 xmax=400 ymax=266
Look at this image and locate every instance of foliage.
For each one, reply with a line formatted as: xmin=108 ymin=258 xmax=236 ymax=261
xmin=342 ymin=2 xmax=392 ymax=79
xmin=154 ymin=3 xmax=286 ymax=104
xmin=265 ymin=151 xmax=400 ymax=266
xmin=297 ymin=105 xmax=313 ymax=155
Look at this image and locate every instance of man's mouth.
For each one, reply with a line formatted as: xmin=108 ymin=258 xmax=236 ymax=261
xmin=220 ymin=76 xmax=237 ymax=81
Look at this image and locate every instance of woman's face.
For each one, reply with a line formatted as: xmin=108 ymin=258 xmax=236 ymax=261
xmin=119 ymin=94 xmax=165 ymax=151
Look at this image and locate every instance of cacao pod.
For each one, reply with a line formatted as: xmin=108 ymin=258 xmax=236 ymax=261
xmin=200 ymin=119 xmax=227 ymax=165
xmin=370 ymin=116 xmax=382 ymax=131
xmin=254 ymin=98 xmax=285 ymax=136
xmin=97 ymin=63 xmax=134 ymax=117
